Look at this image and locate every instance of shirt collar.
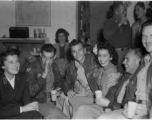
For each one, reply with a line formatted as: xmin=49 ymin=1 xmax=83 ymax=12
xmin=4 ymin=73 xmax=15 ymax=83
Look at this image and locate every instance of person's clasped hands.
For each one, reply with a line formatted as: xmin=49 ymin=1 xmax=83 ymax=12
xmin=21 ymin=101 xmax=39 ymax=112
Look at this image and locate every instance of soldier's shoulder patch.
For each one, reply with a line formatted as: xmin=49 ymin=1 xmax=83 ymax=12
xmin=26 ymin=67 xmax=32 ymax=72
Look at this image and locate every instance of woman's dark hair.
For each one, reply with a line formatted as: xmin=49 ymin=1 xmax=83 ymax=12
xmin=135 ymin=2 xmax=152 ymax=21
xmin=136 ymin=2 xmax=145 ymax=9
xmin=141 ymin=19 xmax=152 ymax=35
xmin=97 ymin=42 xmax=118 ymax=66
xmin=55 ymin=28 xmax=69 ymax=43
xmin=106 ymin=1 xmax=124 ymax=19
xmin=146 ymin=1 xmax=152 ymax=21
xmin=0 ymin=49 xmax=19 ymax=73
xmin=7 ymin=45 xmax=20 ymax=55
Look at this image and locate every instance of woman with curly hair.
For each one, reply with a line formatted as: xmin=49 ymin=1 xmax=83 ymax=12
xmin=0 ymin=49 xmax=43 ymax=119
xmin=96 ymin=42 xmax=118 ymax=96
xmin=132 ymin=2 xmax=152 ymax=49
xmin=53 ymin=28 xmax=70 ymax=60
xmin=53 ymin=28 xmax=70 ymax=77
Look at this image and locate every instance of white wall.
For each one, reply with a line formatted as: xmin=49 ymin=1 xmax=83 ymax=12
xmin=127 ymin=1 xmax=137 ymax=26
xmin=0 ymin=1 xmax=77 ymax=44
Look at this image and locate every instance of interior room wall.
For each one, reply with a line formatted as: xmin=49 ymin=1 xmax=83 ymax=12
xmin=0 ymin=1 xmax=137 ymax=45
xmin=0 ymin=1 xmax=77 ymax=44
xmin=90 ymin=1 xmax=113 ymax=44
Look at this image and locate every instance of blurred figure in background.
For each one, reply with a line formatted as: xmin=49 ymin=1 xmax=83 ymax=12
xmin=132 ymin=2 xmax=152 ymax=50
xmin=103 ymin=2 xmax=131 ymax=71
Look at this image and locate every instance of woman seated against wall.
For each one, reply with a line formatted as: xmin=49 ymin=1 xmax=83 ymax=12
xmin=53 ymin=28 xmax=70 ymax=77
xmin=0 ymin=49 xmax=43 ymax=119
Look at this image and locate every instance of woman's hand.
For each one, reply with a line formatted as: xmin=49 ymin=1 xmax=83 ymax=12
xmin=106 ymin=72 xmax=122 ymax=88
xmin=122 ymin=104 xmax=128 ymax=118
xmin=67 ymin=90 xmax=76 ymax=98
xmin=21 ymin=101 xmax=39 ymax=112
xmin=95 ymin=97 xmax=110 ymax=107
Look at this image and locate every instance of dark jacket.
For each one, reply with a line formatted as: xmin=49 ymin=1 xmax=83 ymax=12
xmin=26 ymin=57 xmax=62 ymax=103
xmin=63 ymin=54 xmax=100 ymax=95
xmin=105 ymin=62 xmax=144 ymax=110
xmin=0 ymin=74 xmax=31 ymax=118
xmin=103 ymin=16 xmax=132 ymax=48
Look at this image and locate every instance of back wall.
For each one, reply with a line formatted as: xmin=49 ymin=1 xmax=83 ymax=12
xmin=0 ymin=1 xmax=77 ymax=44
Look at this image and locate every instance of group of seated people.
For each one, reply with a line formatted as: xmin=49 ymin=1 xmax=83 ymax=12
xmin=1 ymin=20 xmax=152 ymax=119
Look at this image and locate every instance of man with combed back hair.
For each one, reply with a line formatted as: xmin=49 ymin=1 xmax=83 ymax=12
xmin=26 ymin=44 xmax=67 ymax=119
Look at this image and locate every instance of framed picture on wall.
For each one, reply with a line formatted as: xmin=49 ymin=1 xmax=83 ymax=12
xmin=16 ymin=1 xmax=51 ymax=26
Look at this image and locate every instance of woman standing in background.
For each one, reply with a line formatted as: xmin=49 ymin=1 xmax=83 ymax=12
xmin=132 ymin=2 xmax=152 ymax=49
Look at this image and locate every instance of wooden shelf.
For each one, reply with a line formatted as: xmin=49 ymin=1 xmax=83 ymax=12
xmin=0 ymin=38 xmax=45 ymax=52
xmin=0 ymin=38 xmax=45 ymax=44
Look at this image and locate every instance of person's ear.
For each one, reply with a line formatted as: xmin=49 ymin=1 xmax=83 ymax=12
xmin=135 ymin=59 xmax=140 ymax=65
xmin=110 ymin=57 xmax=113 ymax=60
xmin=54 ymin=55 xmax=57 ymax=60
